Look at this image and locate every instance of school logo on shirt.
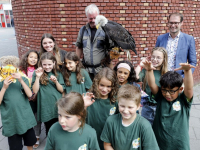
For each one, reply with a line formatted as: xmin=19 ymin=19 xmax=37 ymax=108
xmin=173 ymin=101 xmax=181 ymax=111
xmin=78 ymin=144 xmax=87 ymax=150
xmin=109 ymin=107 xmax=116 ymax=115
xmin=132 ymin=138 xmax=140 ymax=148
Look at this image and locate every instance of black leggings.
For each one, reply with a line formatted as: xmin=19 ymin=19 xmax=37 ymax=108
xmin=44 ymin=118 xmax=58 ymax=136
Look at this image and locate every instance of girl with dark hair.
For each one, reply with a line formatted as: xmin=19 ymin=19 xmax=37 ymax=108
xmin=44 ymin=92 xmax=100 ymax=150
xmin=61 ymin=52 xmax=92 ymax=94
xmin=32 ymin=52 xmax=65 ymax=135
xmin=40 ymin=33 xmax=67 ymax=67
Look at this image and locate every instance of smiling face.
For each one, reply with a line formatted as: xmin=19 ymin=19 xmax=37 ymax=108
xmin=41 ymin=59 xmax=55 ymax=72
xmin=86 ymin=11 xmax=98 ymax=28
xmin=117 ymin=67 xmax=130 ymax=85
xmin=118 ymin=98 xmax=140 ymax=124
xmin=58 ymin=107 xmax=80 ymax=132
xmin=151 ymin=50 xmax=164 ymax=70
xmin=168 ymin=15 xmax=183 ymax=37
xmin=42 ymin=38 xmax=55 ymax=52
xmin=98 ymin=77 xmax=112 ymax=99
xmin=65 ymin=59 xmax=77 ymax=72
xmin=27 ymin=52 xmax=38 ymax=67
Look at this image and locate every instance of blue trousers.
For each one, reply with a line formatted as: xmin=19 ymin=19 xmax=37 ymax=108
xmin=141 ymin=104 xmax=157 ymax=125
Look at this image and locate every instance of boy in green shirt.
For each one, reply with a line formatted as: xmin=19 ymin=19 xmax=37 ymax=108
xmin=100 ymin=84 xmax=159 ymax=150
xmin=143 ymin=61 xmax=195 ymax=150
xmin=0 ymin=56 xmax=37 ymax=150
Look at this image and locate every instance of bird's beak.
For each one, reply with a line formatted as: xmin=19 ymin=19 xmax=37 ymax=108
xmin=96 ymin=24 xmax=100 ymax=29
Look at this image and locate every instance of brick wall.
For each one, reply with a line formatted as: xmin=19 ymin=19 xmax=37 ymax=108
xmin=12 ymin=0 xmax=200 ymax=84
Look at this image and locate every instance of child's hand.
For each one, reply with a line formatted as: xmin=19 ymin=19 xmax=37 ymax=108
xmin=139 ymin=56 xmax=151 ymax=67
xmin=3 ymin=77 xmax=13 ymax=89
xmin=174 ymin=63 xmax=196 ymax=72
xmin=50 ymin=75 xmax=58 ymax=83
xmin=143 ymin=60 xmax=156 ymax=71
xmin=12 ymin=73 xmax=22 ymax=82
xmin=35 ymin=67 xmax=44 ymax=78
xmin=82 ymin=92 xmax=95 ymax=108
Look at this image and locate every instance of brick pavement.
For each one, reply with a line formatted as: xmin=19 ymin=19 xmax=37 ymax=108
xmin=0 ymin=28 xmax=200 ymax=150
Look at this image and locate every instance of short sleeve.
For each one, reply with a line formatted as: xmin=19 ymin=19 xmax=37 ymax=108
xmin=21 ymin=76 xmax=30 ymax=90
xmin=88 ymin=129 xmax=101 ymax=150
xmin=44 ymin=128 xmax=54 ymax=150
xmin=57 ymin=72 xmax=66 ymax=91
xmin=138 ymin=69 xmax=146 ymax=82
xmin=100 ymin=117 xmax=113 ymax=144
xmin=180 ymin=92 xmax=193 ymax=109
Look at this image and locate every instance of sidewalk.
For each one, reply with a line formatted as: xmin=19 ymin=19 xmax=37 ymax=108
xmin=0 ymin=28 xmax=200 ymax=150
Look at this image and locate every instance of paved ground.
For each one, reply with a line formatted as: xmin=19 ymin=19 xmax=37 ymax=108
xmin=0 ymin=28 xmax=200 ymax=150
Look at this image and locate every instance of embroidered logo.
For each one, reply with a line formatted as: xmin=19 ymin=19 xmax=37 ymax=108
xmin=173 ymin=101 xmax=181 ymax=111
xmin=132 ymin=138 xmax=140 ymax=148
xmin=109 ymin=107 xmax=116 ymax=115
xmin=78 ymin=144 xmax=87 ymax=150
xmin=81 ymin=77 xmax=85 ymax=83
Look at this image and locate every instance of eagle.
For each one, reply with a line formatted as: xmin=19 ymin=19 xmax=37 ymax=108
xmin=95 ymin=15 xmax=137 ymax=60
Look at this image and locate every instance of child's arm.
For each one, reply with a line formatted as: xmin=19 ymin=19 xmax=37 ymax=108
xmin=143 ymin=60 xmax=159 ymax=95
xmin=12 ymin=73 xmax=32 ymax=98
xmin=82 ymin=92 xmax=95 ymax=109
xmin=32 ymin=67 xmax=43 ymax=94
xmin=0 ymin=77 xmax=13 ymax=105
xmin=135 ymin=57 xmax=150 ymax=79
xmin=174 ymin=63 xmax=195 ymax=100
xmin=104 ymin=142 xmax=114 ymax=150
xmin=50 ymin=75 xmax=64 ymax=93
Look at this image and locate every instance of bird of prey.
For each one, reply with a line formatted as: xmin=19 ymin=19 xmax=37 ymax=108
xmin=95 ymin=15 xmax=136 ymax=60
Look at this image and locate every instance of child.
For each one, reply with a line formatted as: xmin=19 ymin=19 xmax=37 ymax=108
xmin=61 ymin=52 xmax=92 ymax=94
xmin=86 ymin=67 xmax=119 ymax=150
xmin=19 ymin=50 xmax=41 ymax=148
xmin=143 ymin=60 xmax=195 ymax=150
xmin=100 ymin=84 xmax=159 ymax=150
xmin=32 ymin=52 xmax=65 ymax=135
xmin=113 ymin=60 xmax=137 ymax=86
xmin=135 ymin=47 xmax=168 ymax=125
xmin=44 ymin=92 xmax=100 ymax=150
xmin=0 ymin=56 xmax=37 ymax=150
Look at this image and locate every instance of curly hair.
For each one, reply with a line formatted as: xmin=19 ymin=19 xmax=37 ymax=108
xmin=89 ymin=67 xmax=118 ymax=103
xmin=39 ymin=52 xmax=59 ymax=85
xmin=0 ymin=56 xmax=19 ymax=67
xmin=113 ymin=60 xmax=137 ymax=83
xmin=19 ymin=50 xmax=39 ymax=75
xmin=57 ymin=92 xmax=87 ymax=132
xmin=40 ymin=33 xmax=62 ymax=65
xmin=61 ymin=52 xmax=84 ymax=86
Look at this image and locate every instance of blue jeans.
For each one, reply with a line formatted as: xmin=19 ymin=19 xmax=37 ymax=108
xmin=141 ymin=104 xmax=157 ymax=125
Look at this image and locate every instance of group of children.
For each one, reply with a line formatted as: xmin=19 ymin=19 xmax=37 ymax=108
xmin=0 ymin=33 xmax=195 ymax=150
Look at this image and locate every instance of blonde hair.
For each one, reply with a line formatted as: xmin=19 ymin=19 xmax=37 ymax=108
xmin=0 ymin=56 xmax=19 ymax=67
xmin=142 ymin=47 xmax=168 ymax=90
xmin=117 ymin=84 xmax=141 ymax=106
xmin=89 ymin=67 xmax=118 ymax=103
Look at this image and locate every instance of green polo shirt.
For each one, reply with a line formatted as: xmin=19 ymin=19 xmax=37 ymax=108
xmin=31 ymin=71 xmax=65 ymax=122
xmin=0 ymin=77 xmax=37 ymax=137
xmin=65 ymin=69 xmax=92 ymax=94
xmin=44 ymin=122 xmax=100 ymax=150
xmin=139 ymin=69 xmax=161 ymax=103
xmin=153 ymin=89 xmax=192 ymax=150
xmin=101 ymin=113 xmax=159 ymax=150
xmin=87 ymin=98 xmax=118 ymax=150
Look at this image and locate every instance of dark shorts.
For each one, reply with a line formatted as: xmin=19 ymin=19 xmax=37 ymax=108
xmin=8 ymin=128 xmax=36 ymax=150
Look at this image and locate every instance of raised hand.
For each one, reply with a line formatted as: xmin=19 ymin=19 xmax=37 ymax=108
xmin=142 ymin=60 xmax=156 ymax=71
xmin=139 ymin=56 xmax=151 ymax=67
xmin=50 ymin=75 xmax=58 ymax=83
xmin=3 ymin=76 xmax=13 ymax=89
xmin=82 ymin=92 xmax=95 ymax=108
xmin=12 ymin=73 xmax=22 ymax=82
xmin=174 ymin=63 xmax=196 ymax=72
xmin=35 ymin=67 xmax=44 ymax=78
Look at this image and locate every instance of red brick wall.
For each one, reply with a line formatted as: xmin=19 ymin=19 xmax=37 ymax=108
xmin=12 ymin=0 xmax=200 ymax=84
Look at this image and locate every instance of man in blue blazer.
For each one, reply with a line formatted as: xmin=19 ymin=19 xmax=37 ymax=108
xmin=155 ymin=13 xmax=196 ymax=76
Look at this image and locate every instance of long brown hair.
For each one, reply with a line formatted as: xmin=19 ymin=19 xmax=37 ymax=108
xmin=40 ymin=33 xmax=62 ymax=65
xmin=19 ymin=50 xmax=39 ymax=75
xmin=89 ymin=67 xmax=118 ymax=103
xmin=142 ymin=47 xmax=168 ymax=90
xmin=61 ymin=52 xmax=83 ymax=86
xmin=57 ymin=92 xmax=87 ymax=132
xmin=39 ymin=52 xmax=59 ymax=85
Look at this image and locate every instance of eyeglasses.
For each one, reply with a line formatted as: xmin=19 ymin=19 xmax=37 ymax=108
xmin=151 ymin=56 xmax=163 ymax=61
xmin=161 ymin=88 xmax=180 ymax=95
xmin=168 ymin=22 xmax=181 ymax=25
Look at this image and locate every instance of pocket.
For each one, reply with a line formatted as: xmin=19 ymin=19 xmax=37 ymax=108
xmin=97 ymin=37 xmax=105 ymax=49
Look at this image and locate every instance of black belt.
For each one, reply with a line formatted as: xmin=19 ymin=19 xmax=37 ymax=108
xmin=82 ymin=60 xmax=101 ymax=68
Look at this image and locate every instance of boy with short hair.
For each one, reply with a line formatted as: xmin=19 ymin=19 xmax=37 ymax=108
xmin=0 ymin=56 xmax=37 ymax=150
xmin=100 ymin=84 xmax=159 ymax=150
xmin=143 ymin=61 xmax=195 ymax=150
